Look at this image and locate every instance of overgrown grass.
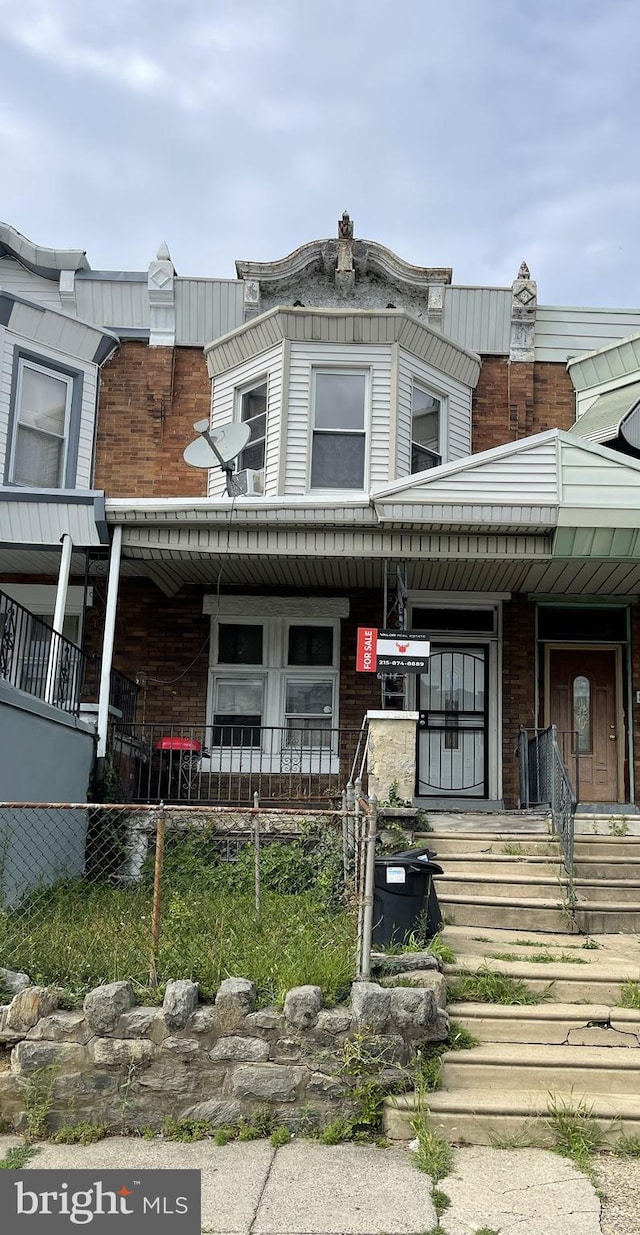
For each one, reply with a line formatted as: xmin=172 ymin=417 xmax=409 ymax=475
xmin=447 ymin=967 xmax=553 ymax=1005
xmin=427 ymin=933 xmax=457 ymax=965
xmin=486 ymin=950 xmax=586 ymax=965
xmin=544 ymin=1094 xmax=604 ymax=1180
xmin=618 ymin=980 xmax=640 ymax=1009
xmin=616 ymin=1134 xmax=640 ymax=1157
xmin=411 ymin=1118 xmax=453 ymax=1182
xmin=0 ymin=830 xmax=355 ymax=1005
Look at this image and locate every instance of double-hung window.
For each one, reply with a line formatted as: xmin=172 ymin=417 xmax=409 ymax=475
xmin=208 ymin=613 xmax=339 ymax=753
xmin=411 ymin=382 xmax=442 ymax=472
xmin=310 ymin=369 xmax=367 ymax=489
xmin=10 ymin=359 xmax=73 ymax=488
xmin=236 ymin=379 xmax=267 ymax=472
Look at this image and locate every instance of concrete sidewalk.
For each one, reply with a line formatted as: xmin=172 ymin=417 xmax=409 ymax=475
xmin=0 ymin=1135 xmax=602 ymax=1234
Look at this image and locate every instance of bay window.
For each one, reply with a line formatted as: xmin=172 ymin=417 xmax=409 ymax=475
xmin=310 ymin=369 xmax=367 ymax=489
xmin=411 ymin=381 xmax=442 ymax=472
xmin=9 ymin=357 xmax=75 ymax=488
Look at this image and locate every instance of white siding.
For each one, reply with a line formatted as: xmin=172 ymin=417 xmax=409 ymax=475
xmin=397 ymin=348 xmax=472 ymax=474
xmin=560 ymin=441 xmax=640 ymax=508
xmin=0 ymin=258 xmax=63 ymax=309
xmin=385 ymin=439 xmax=559 ymax=505
xmin=535 ymin=306 xmax=640 ymax=363
xmin=207 ymin=343 xmax=284 ymax=498
xmin=0 ymin=328 xmax=99 ymax=489
xmin=286 ymin=341 xmax=393 ymax=495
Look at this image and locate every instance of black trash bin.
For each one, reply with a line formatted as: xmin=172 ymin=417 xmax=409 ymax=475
xmin=372 ymin=848 xmax=443 ymax=948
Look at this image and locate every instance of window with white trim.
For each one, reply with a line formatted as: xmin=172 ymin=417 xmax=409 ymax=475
xmin=411 ymin=381 xmax=442 ymax=472
xmin=310 ymin=369 xmax=367 ymax=489
xmin=235 ymin=379 xmax=267 ymax=473
xmin=10 ymin=359 xmax=73 ymax=488
xmin=208 ymin=615 xmax=339 ymax=748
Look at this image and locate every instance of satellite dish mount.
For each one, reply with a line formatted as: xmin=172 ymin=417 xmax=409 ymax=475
xmin=183 ymin=419 xmax=251 ymax=495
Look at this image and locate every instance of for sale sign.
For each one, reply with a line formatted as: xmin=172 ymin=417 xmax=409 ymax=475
xmin=356 ymin=628 xmax=430 ymax=673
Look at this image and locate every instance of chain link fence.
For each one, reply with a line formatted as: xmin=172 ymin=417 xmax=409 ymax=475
xmin=0 ymin=797 xmax=375 ymax=1002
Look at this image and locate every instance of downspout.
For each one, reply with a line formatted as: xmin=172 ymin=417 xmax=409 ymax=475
xmin=95 ymin=525 xmax=122 ymax=784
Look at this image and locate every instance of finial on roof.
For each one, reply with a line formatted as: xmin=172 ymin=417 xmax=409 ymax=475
xmin=338 ymin=211 xmax=353 ymax=240
xmin=156 ymin=241 xmax=172 ymax=261
xmin=517 ymin=260 xmax=530 ymax=280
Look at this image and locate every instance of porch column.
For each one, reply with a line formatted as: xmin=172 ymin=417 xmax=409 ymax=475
xmin=44 ymin=532 xmax=73 ymax=705
xmin=96 ymin=526 xmax=122 ymax=764
xmin=366 ymin=710 xmax=419 ymax=803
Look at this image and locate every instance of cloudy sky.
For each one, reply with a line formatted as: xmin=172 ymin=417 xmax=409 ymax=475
xmin=0 ymin=0 xmax=639 ymax=306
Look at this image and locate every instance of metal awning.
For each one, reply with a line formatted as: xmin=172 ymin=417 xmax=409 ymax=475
xmin=568 ymin=380 xmax=640 ymax=445
xmin=0 ymin=491 xmax=109 ymax=548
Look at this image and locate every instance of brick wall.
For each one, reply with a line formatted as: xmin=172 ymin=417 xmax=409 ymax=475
xmin=472 ymin=357 xmax=575 ymax=454
xmin=94 ymin=342 xmax=210 ymax=497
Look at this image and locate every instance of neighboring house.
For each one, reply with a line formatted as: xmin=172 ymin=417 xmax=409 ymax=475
xmin=2 ymin=215 xmax=640 ymax=810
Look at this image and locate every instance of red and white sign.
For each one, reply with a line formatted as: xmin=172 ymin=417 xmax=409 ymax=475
xmin=356 ymin=628 xmax=431 ymax=674
xmin=356 ymin=626 xmax=377 ymax=673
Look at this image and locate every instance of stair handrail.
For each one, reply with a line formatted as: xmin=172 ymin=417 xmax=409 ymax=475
xmin=518 ymin=725 xmax=576 ymax=886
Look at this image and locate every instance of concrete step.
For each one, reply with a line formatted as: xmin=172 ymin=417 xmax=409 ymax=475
xmin=436 ymin=873 xmax=568 ymax=900
xmin=416 ymin=812 xmax=551 ymax=833
xmin=575 ymin=857 xmax=640 ymax=879
xmin=441 ymin=923 xmax=640 ymax=964
xmin=384 ymin=1088 xmax=640 ymax=1145
xmin=448 ymin=1002 xmax=640 ymax=1045
xmin=440 ymin=893 xmax=571 ymax=933
xmin=417 ymin=831 xmax=557 ymax=857
xmin=574 ymin=904 xmax=640 ymax=933
xmin=446 ymin=952 xmax=638 ymax=1003
xmin=575 ymin=815 xmax=640 ymax=836
xmin=438 ymin=1042 xmax=640 ymax=1095
xmin=573 ymin=834 xmax=640 ymax=855
xmin=436 ymin=856 xmax=564 ymax=877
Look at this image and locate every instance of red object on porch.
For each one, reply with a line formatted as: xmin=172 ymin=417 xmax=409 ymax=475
xmin=155 ymin=737 xmax=202 ymax=752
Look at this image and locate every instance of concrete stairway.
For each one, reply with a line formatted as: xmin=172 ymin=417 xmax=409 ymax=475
xmin=383 ymin=817 xmax=640 ymax=1146
xmin=419 ymin=819 xmax=640 ymax=933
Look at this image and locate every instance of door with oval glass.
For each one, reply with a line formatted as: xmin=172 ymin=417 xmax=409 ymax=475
xmin=547 ymin=648 xmax=621 ymax=802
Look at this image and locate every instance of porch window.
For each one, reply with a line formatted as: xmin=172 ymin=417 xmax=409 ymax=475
xmin=285 ymin=678 xmax=334 ymax=748
xmin=310 ymin=370 xmax=366 ymax=489
xmin=10 ymin=359 xmax=73 ymax=488
xmin=236 ymin=379 xmax=267 ymax=472
xmin=207 ymin=612 xmax=339 ymax=745
xmin=411 ymin=382 xmax=441 ymax=472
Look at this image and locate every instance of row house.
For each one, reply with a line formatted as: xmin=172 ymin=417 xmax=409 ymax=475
xmin=2 ymin=215 xmax=640 ymax=812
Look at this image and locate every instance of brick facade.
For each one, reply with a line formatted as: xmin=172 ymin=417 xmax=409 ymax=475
xmin=94 ymin=342 xmax=210 ymax=497
xmin=472 ymin=357 xmax=575 ymax=454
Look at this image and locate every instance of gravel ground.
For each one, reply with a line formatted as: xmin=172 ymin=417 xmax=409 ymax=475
xmin=595 ymin=1154 xmax=640 ymax=1235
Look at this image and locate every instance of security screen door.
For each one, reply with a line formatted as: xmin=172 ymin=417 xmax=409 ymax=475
xmin=417 ymin=647 xmax=488 ymax=796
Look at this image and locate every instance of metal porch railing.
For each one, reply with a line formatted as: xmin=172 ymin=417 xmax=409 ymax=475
xmin=110 ymin=722 xmax=364 ymax=805
xmin=518 ymin=725 xmax=577 ymax=880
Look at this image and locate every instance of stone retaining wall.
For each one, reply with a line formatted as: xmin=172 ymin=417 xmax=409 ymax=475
xmin=0 ymin=967 xmax=448 ymax=1134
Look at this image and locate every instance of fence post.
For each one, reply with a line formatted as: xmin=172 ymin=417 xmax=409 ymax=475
xmin=253 ymin=809 xmax=261 ymax=916
xmin=358 ymin=795 xmax=378 ymax=982
xmin=149 ymin=801 xmax=165 ymax=987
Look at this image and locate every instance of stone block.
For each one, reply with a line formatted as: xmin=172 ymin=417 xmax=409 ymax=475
xmin=246 ymin=1008 xmax=284 ymax=1032
xmin=314 ymin=1008 xmax=352 ymax=1036
xmin=91 ymin=1039 xmax=155 ymax=1067
xmin=381 ymin=971 xmax=447 ymax=1006
xmin=0 ymin=967 xmax=31 ymax=996
xmin=306 ymin=1071 xmax=351 ymax=1098
xmin=11 ymin=1041 xmax=88 ymax=1075
xmin=231 ymin=1064 xmax=305 ymax=1102
xmin=187 ymin=1007 xmax=218 ymax=1035
xmin=178 ymin=1098 xmax=242 ymax=1126
xmin=7 ymin=986 xmax=59 ymax=1032
xmin=209 ymin=1036 xmax=269 ymax=1062
xmin=26 ymin=1012 xmax=91 ymax=1044
xmin=372 ymin=951 xmax=439 ymax=974
xmin=350 ymin=982 xmax=390 ymax=1031
xmin=214 ymin=978 xmax=256 ymax=1029
xmin=84 ymin=983 xmax=136 ymax=1034
xmin=117 ymin=1009 xmax=166 ymax=1042
xmin=163 ymin=980 xmax=198 ymax=1031
xmin=162 ymin=1037 xmax=201 ymax=1057
xmin=284 ymin=986 xmax=323 ymax=1029
xmin=386 ymin=986 xmax=438 ymax=1033
xmin=271 ymin=1038 xmax=303 ymax=1064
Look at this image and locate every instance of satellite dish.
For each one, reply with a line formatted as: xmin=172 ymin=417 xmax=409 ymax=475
xmin=183 ymin=421 xmax=251 ymax=469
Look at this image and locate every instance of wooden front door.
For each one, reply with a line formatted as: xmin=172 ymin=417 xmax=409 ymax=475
xmin=547 ymin=648 xmax=621 ymax=803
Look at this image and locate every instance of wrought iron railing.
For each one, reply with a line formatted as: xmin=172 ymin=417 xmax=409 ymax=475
xmin=518 ymin=725 xmax=577 ymax=879
xmin=110 ymin=722 xmax=363 ymax=805
xmin=0 ymin=589 xmax=91 ymax=715
xmin=81 ymin=657 xmax=139 ymax=730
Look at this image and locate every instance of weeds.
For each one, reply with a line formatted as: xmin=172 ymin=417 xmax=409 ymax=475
xmin=619 ymin=980 xmax=640 ymax=1009
xmin=162 ymin=1117 xmax=214 ymax=1142
xmin=446 ymin=1020 xmax=479 ymax=1051
xmin=486 ymin=950 xmax=586 ymax=965
xmin=431 ymin=1187 xmax=451 ymax=1217
xmin=616 ymin=1134 xmax=640 ymax=1157
xmin=24 ymin=1064 xmax=57 ymax=1142
xmin=51 ymin=1122 xmax=108 ymax=1145
xmin=0 ymin=1144 xmax=39 ymax=1169
xmin=545 ymin=1094 xmax=604 ymax=1180
xmin=427 ymin=934 xmax=457 ymax=965
xmin=270 ymin=1126 xmax=291 ymax=1147
xmin=447 ymin=967 xmax=552 ymax=1005
xmin=582 ymin=939 xmax=600 ymax=950
xmin=411 ymin=1117 xmax=453 ymax=1182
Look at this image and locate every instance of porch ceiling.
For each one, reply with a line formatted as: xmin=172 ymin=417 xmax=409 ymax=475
xmin=118 ymin=546 xmax=640 ymax=599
